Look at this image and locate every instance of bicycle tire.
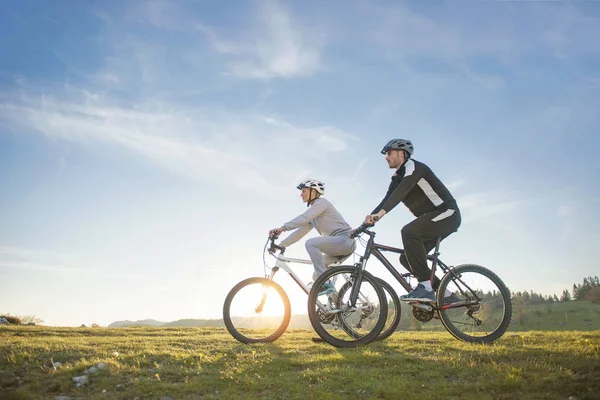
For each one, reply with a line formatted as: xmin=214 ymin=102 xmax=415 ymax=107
xmin=337 ymin=276 xmax=401 ymax=341
xmin=437 ymin=264 xmax=512 ymax=344
xmin=308 ymin=266 xmax=387 ymax=348
xmin=223 ymin=277 xmax=291 ymax=343
xmin=373 ymin=278 xmax=401 ymax=340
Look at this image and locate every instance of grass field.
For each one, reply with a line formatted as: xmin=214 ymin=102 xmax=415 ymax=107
xmin=1 ymin=326 xmax=599 ymax=400
xmin=509 ymin=300 xmax=600 ymax=331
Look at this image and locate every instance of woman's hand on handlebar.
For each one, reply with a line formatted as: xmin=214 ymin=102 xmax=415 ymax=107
xmin=269 ymin=227 xmax=285 ymax=239
xmin=351 ymin=222 xmax=374 ymax=238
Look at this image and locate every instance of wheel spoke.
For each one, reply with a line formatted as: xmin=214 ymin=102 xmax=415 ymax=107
xmin=308 ymin=266 xmax=388 ymax=348
xmin=223 ymin=278 xmax=291 ymax=343
xmin=437 ymin=265 xmax=512 ymax=344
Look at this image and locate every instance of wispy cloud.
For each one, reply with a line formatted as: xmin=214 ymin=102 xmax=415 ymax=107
xmin=262 ymin=116 xmax=358 ymax=153
xmin=360 ymin=1 xmax=600 ymax=86
xmin=446 ymin=179 xmax=465 ymax=192
xmin=0 ymin=88 xmax=357 ymax=194
xmin=457 ymin=191 xmax=535 ymax=224
xmin=0 ymin=260 xmax=146 ymax=280
xmin=0 ymin=246 xmax=145 ymax=280
xmin=115 ymin=0 xmax=325 ymax=80
xmin=90 ymin=6 xmax=113 ymax=26
xmin=197 ymin=1 xmax=324 ymax=79
xmin=350 ymin=158 xmax=368 ymax=180
xmin=368 ymin=1 xmax=599 ymax=60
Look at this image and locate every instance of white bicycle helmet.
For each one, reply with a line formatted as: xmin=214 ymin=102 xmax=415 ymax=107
xmin=297 ymin=179 xmax=325 ymax=195
xmin=381 ymin=139 xmax=414 ymax=156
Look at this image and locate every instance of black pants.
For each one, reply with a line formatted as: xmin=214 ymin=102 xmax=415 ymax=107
xmin=399 ymin=208 xmax=461 ymax=289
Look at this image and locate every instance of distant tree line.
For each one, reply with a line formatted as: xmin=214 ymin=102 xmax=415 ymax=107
xmin=510 ymin=276 xmax=600 ymax=306
xmin=572 ymin=276 xmax=600 ymax=303
xmin=0 ymin=314 xmax=44 ymax=325
xmin=512 ymin=290 xmax=563 ymax=305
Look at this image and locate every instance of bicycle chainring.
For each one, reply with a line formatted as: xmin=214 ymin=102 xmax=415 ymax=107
xmin=412 ymin=307 xmax=434 ymax=322
xmin=360 ymin=302 xmax=375 ymax=318
xmin=317 ymin=307 xmax=336 ymax=324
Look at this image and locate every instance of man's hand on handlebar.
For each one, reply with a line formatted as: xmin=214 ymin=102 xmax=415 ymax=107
xmin=363 ymin=210 xmax=386 ymax=225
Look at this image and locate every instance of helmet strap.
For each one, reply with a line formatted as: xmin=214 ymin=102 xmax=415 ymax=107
xmin=307 ymin=189 xmax=320 ymax=207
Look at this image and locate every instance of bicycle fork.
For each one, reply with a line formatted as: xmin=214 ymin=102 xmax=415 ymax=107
xmin=255 ymin=267 xmax=279 ymax=314
xmin=326 ymin=270 xmax=376 ymax=330
xmin=255 ymin=292 xmax=268 ymax=314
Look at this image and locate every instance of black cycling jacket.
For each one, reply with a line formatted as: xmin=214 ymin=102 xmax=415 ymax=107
xmin=371 ymin=159 xmax=458 ymax=217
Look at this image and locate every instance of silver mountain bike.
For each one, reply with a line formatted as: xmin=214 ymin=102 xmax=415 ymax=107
xmin=223 ymin=233 xmax=388 ymax=347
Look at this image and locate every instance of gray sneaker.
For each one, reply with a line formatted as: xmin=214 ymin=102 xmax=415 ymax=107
xmin=400 ymin=284 xmax=436 ymax=302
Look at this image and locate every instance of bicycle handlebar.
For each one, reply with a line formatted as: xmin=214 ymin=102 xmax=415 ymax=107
xmin=268 ymin=233 xmax=286 ymax=255
xmin=351 ymin=223 xmax=375 ymax=238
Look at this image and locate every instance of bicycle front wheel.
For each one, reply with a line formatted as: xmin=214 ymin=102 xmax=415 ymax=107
xmin=337 ymin=276 xmax=401 ymax=341
xmin=437 ymin=264 xmax=512 ymax=344
xmin=308 ymin=266 xmax=388 ymax=348
xmin=223 ymin=277 xmax=291 ymax=343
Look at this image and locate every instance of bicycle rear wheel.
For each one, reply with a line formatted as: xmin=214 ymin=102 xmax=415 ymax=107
xmin=223 ymin=277 xmax=291 ymax=343
xmin=308 ymin=266 xmax=387 ymax=348
xmin=337 ymin=276 xmax=401 ymax=341
xmin=437 ymin=264 xmax=512 ymax=344
xmin=373 ymin=278 xmax=401 ymax=341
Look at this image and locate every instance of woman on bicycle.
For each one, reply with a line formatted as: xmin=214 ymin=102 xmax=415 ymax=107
xmin=269 ymin=179 xmax=355 ymax=294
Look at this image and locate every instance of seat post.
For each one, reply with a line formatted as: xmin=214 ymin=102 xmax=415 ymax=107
xmin=433 ymin=237 xmax=442 ymax=257
xmin=429 ymin=237 xmax=442 ymax=287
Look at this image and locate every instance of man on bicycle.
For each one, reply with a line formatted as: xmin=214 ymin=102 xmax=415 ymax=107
xmin=269 ymin=179 xmax=356 ymax=295
xmin=364 ymin=139 xmax=461 ymax=302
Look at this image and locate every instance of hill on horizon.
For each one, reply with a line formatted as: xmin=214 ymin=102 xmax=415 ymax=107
xmin=108 ymin=319 xmax=166 ymax=328
xmin=106 ymin=300 xmax=600 ymax=331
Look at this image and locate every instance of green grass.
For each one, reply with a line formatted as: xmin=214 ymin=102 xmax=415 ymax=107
xmin=510 ymin=300 xmax=600 ymax=331
xmin=1 ymin=327 xmax=599 ymax=400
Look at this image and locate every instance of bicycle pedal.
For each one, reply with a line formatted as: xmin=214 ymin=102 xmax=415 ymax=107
xmin=409 ymin=302 xmax=433 ymax=311
xmin=407 ymin=300 xmax=435 ymax=305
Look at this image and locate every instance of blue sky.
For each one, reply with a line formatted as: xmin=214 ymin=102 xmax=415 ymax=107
xmin=1 ymin=0 xmax=598 ymax=326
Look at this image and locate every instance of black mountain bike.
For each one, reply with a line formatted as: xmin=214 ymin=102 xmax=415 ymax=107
xmin=309 ymin=223 xmax=512 ymax=345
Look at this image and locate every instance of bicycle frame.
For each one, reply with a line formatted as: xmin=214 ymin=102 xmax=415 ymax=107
xmin=267 ymin=253 xmax=346 ymax=296
xmin=266 ymin=251 xmax=375 ymax=316
xmin=267 ymin=254 xmax=313 ymax=295
xmin=263 ymin=235 xmax=383 ymax=320
xmin=363 ymin=236 xmax=448 ymax=293
xmin=353 ymin=227 xmax=481 ymax=311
